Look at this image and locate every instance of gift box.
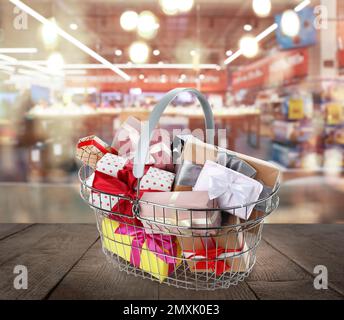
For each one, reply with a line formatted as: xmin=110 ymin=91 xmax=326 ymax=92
xmin=178 ymin=216 xmax=249 ymax=274
xmin=111 ymin=116 xmax=173 ymax=170
xmin=76 ymin=135 xmax=116 ymax=169
xmin=138 ymin=191 xmax=221 ymax=234
xmin=193 ymin=160 xmax=263 ymax=220
xmin=96 ymin=153 xmax=129 ymax=178
xmin=87 ymin=154 xmax=175 ymax=215
xmin=101 ymin=217 xmax=181 ymax=282
xmin=173 ymin=136 xmax=257 ymax=191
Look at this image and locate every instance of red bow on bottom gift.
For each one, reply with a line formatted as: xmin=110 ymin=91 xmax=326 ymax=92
xmin=182 ymin=237 xmax=246 ymax=276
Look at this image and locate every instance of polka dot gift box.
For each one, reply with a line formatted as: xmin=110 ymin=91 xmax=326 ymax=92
xmin=86 ymin=153 xmax=175 ymax=213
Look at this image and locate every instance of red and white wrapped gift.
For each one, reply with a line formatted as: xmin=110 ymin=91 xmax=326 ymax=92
xmin=86 ymin=153 xmax=175 ymax=213
xmin=111 ymin=116 xmax=172 ymax=170
xmin=76 ymin=135 xmax=116 ymax=170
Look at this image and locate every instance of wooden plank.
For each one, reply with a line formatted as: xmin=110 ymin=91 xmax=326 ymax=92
xmin=248 ymin=240 xmax=310 ymax=281
xmin=262 ymin=224 xmax=344 ymax=296
xmin=248 ymin=280 xmax=343 ymax=300
xmin=0 ymin=224 xmax=33 ymax=241
xmin=0 ymin=224 xmax=99 ymax=300
xmin=49 ymin=240 xmax=159 ymax=300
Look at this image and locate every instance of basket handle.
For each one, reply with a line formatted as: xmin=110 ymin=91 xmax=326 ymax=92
xmin=133 ymin=87 xmax=215 ymax=178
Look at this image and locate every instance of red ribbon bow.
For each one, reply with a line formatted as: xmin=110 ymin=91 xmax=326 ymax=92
xmin=188 ymin=248 xmax=231 ymax=276
xmin=77 ymin=139 xmax=117 ymax=156
xmin=92 ymin=163 xmax=161 ymax=223
xmin=185 ymin=239 xmax=244 ymax=276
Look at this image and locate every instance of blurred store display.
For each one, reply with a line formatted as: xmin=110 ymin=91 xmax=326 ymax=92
xmin=0 ymin=0 xmax=343 ymax=224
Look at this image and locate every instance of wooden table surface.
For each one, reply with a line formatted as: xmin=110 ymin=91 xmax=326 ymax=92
xmin=0 ymin=224 xmax=343 ymax=300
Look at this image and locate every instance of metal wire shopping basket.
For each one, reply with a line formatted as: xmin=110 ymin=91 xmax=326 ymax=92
xmin=79 ymin=88 xmax=280 ymax=290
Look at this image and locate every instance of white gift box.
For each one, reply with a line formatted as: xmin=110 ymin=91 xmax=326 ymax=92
xmin=139 ymin=167 xmax=175 ymax=191
xmin=85 ymin=173 xmax=121 ymax=211
xmin=193 ymin=160 xmax=263 ymax=220
xmin=96 ymin=153 xmax=128 ymax=178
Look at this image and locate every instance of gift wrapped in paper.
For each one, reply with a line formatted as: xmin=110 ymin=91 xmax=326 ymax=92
xmin=173 ymin=136 xmax=257 ymax=191
xmin=101 ymin=217 xmax=181 ymax=282
xmin=76 ymin=135 xmax=116 ymax=169
xmin=87 ymin=153 xmax=175 ymax=215
xmin=174 ymin=136 xmax=280 ymax=193
xmin=178 ymin=216 xmax=249 ymax=274
xmin=139 ymin=191 xmax=221 ymax=234
xmin=193 ymin=160 xmax=263 ymax=220
xmin=111 ymin=116 xmax=173 ymax=170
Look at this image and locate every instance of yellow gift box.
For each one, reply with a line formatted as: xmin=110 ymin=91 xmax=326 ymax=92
xmin=101 ymin=217 xmax=181 ymax=282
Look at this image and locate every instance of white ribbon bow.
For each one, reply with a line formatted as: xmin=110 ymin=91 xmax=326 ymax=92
xmin=208 ymin=173 xmax=254 ymax=207
xmin=122 ymin=124 xmax=171 ymax=164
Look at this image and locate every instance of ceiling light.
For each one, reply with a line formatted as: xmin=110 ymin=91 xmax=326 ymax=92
xmin=153 ymin=49 xmax=160 ymax=56
xmin=178 ymin=0 xmax=194 ymax=13
xmin=180 ymin=74 xmax=186 ymax=80
xmin=160 ymin=0 xmax=194 ymax=15
xmin=69 ymin=23 xmax=78 ymax=30
xmin=199 ymin=74 xmax=205 ymax=80
xmin=239 ymin=35 xmax=259 ymax=58
xmin=9 ymin=0 xmax=130 ymax=80
xmin=41 ymin=18 xmax=58 ymax=48
xmin=280 ymin=10 xmax=301 ymax=37
xmin=226 ymin=50 xmax=233 ymax=56
xmin=0 ymin=48 xmax=38 ymax=54
xmin=139 ymin=74 xmax=145 ymax=80
xmin=120 ymin=10 xmax=139 ymax=31
xmin=252 ymin=0 xmax=271 ymax=17
xmin=129 ymin=41 xmax=150 ymax=64
xmin=137 ymin=11 xmax=159 ymax=39
xmin=115 ymin=49 xmax=122 ymax=56
xmin=47 ymin=52 xmax=64 ymax=73
xmin=160 ymin=0 xmax=179 ymax=15
xmin=244 ymin=24 xmax=253 ymax=32
xmin=62 ymin=63 xmax=219 ymax=69
xmin=190 ymin=49 xmax=196 ymax=56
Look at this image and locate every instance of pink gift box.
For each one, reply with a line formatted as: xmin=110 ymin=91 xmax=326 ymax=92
xmin=138 ymin=191 xmax=221 ymax=234
xmin=111 ymin=116 xmax=173 ymax=170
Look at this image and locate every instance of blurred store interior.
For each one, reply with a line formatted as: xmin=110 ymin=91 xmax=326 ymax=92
xmin=0 ymin=0 xmax=343 ymax=223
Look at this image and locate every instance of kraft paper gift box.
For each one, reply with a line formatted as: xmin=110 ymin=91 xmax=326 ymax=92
xmin=174 ymin=137 xmax=280 ymax=191
xmin=173 ymin=136 xmax=257 ymax=191
xmin=193 ymin=160 xmax=263 ymax=220
xmin=178 ymin=216 xmax=250 ymax=274
xmin=76 ymin=135 xmax=116 ymax=170
xmin=111 ymin=116 xmax=173 ymax=170
xmin=139 ymin=191 xmax=221 ymax=235
xmin=101 ymin=217 xmax=182 ymax=282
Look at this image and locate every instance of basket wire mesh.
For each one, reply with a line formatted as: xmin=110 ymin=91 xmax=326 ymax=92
xmin=79 ymin=164 xmax=280 ymax=290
